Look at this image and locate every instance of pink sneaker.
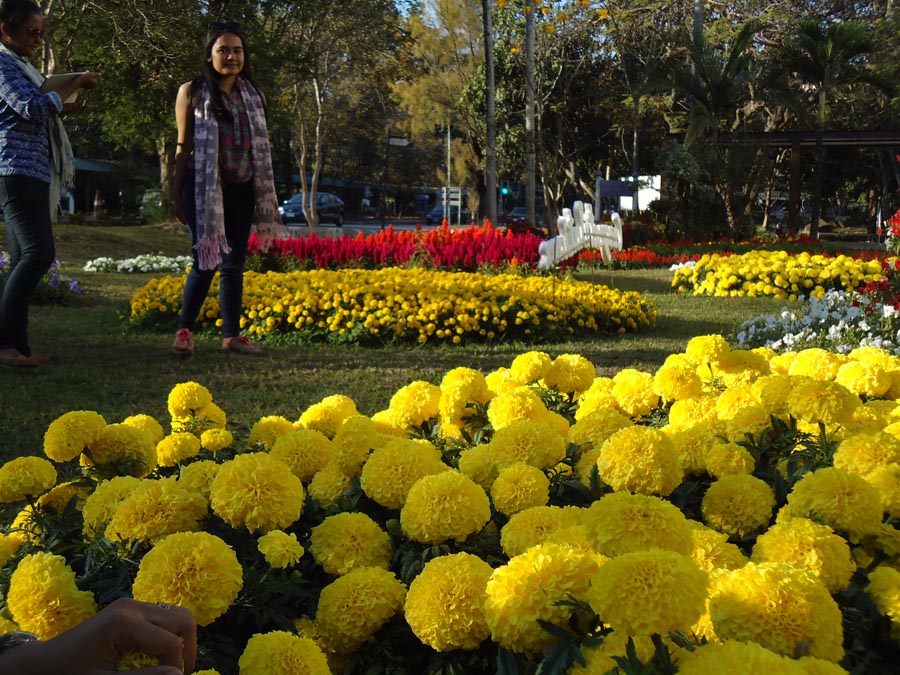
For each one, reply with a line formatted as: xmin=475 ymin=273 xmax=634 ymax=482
xmin=222 ymin=336 xmax=263 ymax=355
xmin=172 ymin=328 xmax=194 ymax=356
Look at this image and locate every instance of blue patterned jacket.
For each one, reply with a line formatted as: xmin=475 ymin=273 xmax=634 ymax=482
xmin=0 ymin=51 xmax=62 ymax=184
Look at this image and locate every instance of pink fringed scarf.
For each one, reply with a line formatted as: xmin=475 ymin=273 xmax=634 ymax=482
xmin=192 ymin=79 xmax=286 ymax=270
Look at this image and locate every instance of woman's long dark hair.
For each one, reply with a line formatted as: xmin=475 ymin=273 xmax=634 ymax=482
xmin=0 ymin=0 xmax=41 ymax=35
xmin=190 ymin=21 xmax=263 ymax=119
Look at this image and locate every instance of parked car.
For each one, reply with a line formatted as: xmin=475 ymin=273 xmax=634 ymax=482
xmin=425 ymin=204 xmax=470 ymax=225
xmin=500 ymin=206 xmax=547 ymax=236
xmin=279 ymin=191 xmax=345 ymax=226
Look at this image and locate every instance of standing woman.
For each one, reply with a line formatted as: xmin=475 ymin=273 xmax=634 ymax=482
xmin=172 ymin=21 xmax=284 ymax=357
xmin=0 ymin=0 xmax=98 ymax=368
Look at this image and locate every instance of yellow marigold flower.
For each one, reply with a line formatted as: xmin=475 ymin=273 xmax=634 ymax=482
xmin=586 ymin=492 xmax=693 ymax=556
xmin=611 ymin=368 xmax=659 ymax=418
xmin=702 ymin=474 xmax=775 ymax=538
xmin=687 ymin=520 xmax=748 ymax=572
xmin=0 ymin=614 xmax=17 ymax=634
xmin=836 ymin=359 xmax=892 ymax=398
xmin=238 ymin=631 xmax=330 ymax=675
xmin=787 ymin=467 xmax=883 ymax=542
xmin=401 ymin=470 xmax=491 ymax=544
xmin=567 ymin=407 xmax=633 ymax=452
xmin=360 ymin=437 xmax=447 ymax=509
xmin=404 ymin=552 xmax=493 ymax=651
xmin=685 ymin=334 xmax=731 ymax=365
xmin=787 ymin=378 xmax=861 ymax=426
xmin=258 ymin=530 xmax=304 ymax=569
xmin=132 ymin=531 xmax=242 ymax=626
xmin=7 ymin=552 xmax=97 ymax=639
xmin=458 ymin=443 xmax=498 ymax=490
xmin=309 ymin=512 xmax=391 ymax=575
xmin=105 ymin=476 xmax=208 ymax=545
xmin=178 ymin=460 xmax=220 ymax=500
xmin=490 ymin=462 xmax=549 ymax=516
xmin=0 ymin=456 xmax=56 ymax=503
xmin=210 ymin=453 xmax=305 ymax=533
xmin=715 ymin=349 xmax=771 ymax=388
xmin=709 ymin=562 xmax=844 ymax=662
xmin=596 ymin=426 xmax=682 ymax=496
xmin=307 ymin=462 xmax=353 ymax=509
xmin=704 ymin=441 xmax=755 ymax=478
xmin=588 ymin=549 xmax=707 ymax=636
xmin=833 ymin=431 xmax=900 ymax=478
xmin=8 ymin=505 xmax=40 ymax=546
xmin=166 ymin=381 xmax=213 ymax=417
xmin=677 ymin=640 xmax=809 ymax=674
xmin=788 ymin=348 xmax=846 ymax=380
xmin=570 ymin=632 xmax=655 ymax=675
xmin=660 ymin=427 xmax=715 ymax=478
xmin=485 ymin=366 xmax=520 ymax=396
xmin=484 ymin=543 xmax=602 ymax=655
xmin=509 ymin=351 xmax=552 ymax=384
xmin=387 ymin=380 xmax=441 ymax=429
xmin=667 ymin=395 xmax=720 ymax=432
xmin=43 ymin=410 xmax=106 ymax=463
xmin=439 ymin=366 xmax=490 ymax=424
xmin=315 ymin=566 xmax=406 ymax=654
xmin=37 ymin=480 xmax=89 ymax=514
xmin=81 ymin=475 xmax=141 ymax=539
xmin=751 ymin=517 xmax=854 ymax=594
xmin=544 ymin=353 xmax=595 ymax=396
xmin=298 ymin=394 xmax=358 ymax=438
xmin=121 ymin=413 xmax=165 ymax=445
xmin=0 ymin=532 xmax=20 ymax=568
xmin=653 ymin=357 xmax=704 ymax=403
xmin=156 ymin=432 xmax=202 ymax=467
xmin=752 ymin=373 xmax=796 ymax=418
xmin=487 ymin=387 xmax=549 ymax=430
xmin=873 ymin=522 xmax=900 ymax=559
xmin=331 ymin=415 xmax=382 ymax=475
xmin=867 ymin=565 xmax=900 ymax=626
xmin=499 ymin=505 xmax=574 ymax=558
xmin=83 ymin=422 xmax=157 ymax=477
xmin=270 ymin=429 xmax=331 ymax=483
xmin=864 ymin=464 xmax=900 ymax=518
xmin=199 ymin=428 xmax=233 ymax=452
xmin=488 ymin=419 xmax=566 ymax=471
xmin=247 ymin=415 xmax=295 ymax=450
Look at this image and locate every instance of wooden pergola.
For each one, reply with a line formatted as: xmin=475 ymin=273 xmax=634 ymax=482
xmin=723 ymin=130 xmax=900 ymax=234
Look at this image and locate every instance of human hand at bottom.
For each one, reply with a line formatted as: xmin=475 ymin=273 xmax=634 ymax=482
xmin=0 ymin=597 xmax=197 ymax=674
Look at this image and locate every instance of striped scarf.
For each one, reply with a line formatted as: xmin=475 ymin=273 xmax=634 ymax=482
xmin=193 ymin=78 xmax=286 ymax=270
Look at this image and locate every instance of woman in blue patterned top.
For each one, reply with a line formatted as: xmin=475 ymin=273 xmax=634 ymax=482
xmin=0 ymin=0 xmax=98 ymax=368
xmin=171 ymin=21 xmax=284 ymax=357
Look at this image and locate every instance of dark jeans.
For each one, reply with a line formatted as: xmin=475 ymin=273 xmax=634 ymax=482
xmin=0 ymin=175 xmax=53 ymax=356
xmin=178 ymin=172 xmax=254 ymax=338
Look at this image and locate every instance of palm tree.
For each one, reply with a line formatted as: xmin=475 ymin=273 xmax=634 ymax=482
xmin=779 ymin=20 xmax=874 ymax=239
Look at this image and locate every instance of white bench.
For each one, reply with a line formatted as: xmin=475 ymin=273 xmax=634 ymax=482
xmin=537 ymin=201 xmax=624 ymax=270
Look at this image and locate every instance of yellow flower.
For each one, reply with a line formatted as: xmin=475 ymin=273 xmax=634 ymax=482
xmin=585 ymin=492 xmax=693 ymax=557
xmin=685 ymin=334 xmax=731 ymax=365
xmin=307 ymin=462 xmax=353 ymax=509
xmin=499 ymin=505 xmax=578 ymax=558
xmin=210 ymin=452 xmax=305 ymax=533
xmin=199 ymin=428 xmax=233 ymax=452
xmin=587 ymin=549 xmax=707 ymax=636
xmin=833 ymin=431 xmax=900 ymax=478
xmin=687 ymin=520 xmax=749 ymax=572
xmin=7 ymin=552 xmax=97 ymax=639
xmin=543 ymin=353 xmax=595 ymax=395
xmin=258 ymin=530 xmax=304 ymax=569
xmin=156 ymin=432 xmax=202 ymax=467
xmin=400 ymin=470 xmax=490 ymax=544
xmin=105 ymin=476 xmax=208 ymax=545
xmin=121 ymin=413 xmax=165 ymax=445
xmin=701 ymin=474 xmax=775 ymax=538
xmin=81 ymin=475 xmax=142 ymax=539
xmin=359 ymin=437 xmax=447 ymax=509
xmin=611 ymin=368 xmax=659 ymax=417
xmin=238 ymin=631 xmax=330 ymax=675
xmin=786 ymin=467 xmax=883 ymax=542
xmin=404 ymin=552 xmax=493 ymax=651
xmin=297 ymin=394 xmax=358 ymax=438
xmin=270 ymin=429 xmax=332 ymax=483
xmin=835 ymin=359 xmax=892 ymax=398
xmin=704 ymin=441 xmax=755 ymax=478
xmin=0 ymin=532 xmax=20 ymax=568
xmin=388 ymin=380 xmax=441 ymax=429
xmin=867 ymin=565 xmax=900 ymax=626
xmin=488 ymin=419 xmax=566 ymax=471
xmin=166 ymin=381 xmax=213 ymax=417
xmin=864 ymin=464 xmax=900 ymax=518
xmin=0 ymin=456 xmax=56 ymax=503
xmin=596 ymin=425 xmax=682 ymax=496
xmin=309 ymin=512 xmax=392 ymax=576
xmin=439 ymin=366 xmax=490 ymax=424
xmin=786 ymin=378 xmax=860 ymax=426
xmin=677 ymin=640 xmax=810 ymax=674
xmin=653 ymin=357 xmax=704 ymax=403
xmin=484 ymin=543 xmax=602 ymax=655
xmin=43 ymin=410 xmax=107 ymax=462
xmin=247 ymin=415 xmax=295 ymax=450
xmin=132 ymin=531 xmax=242 ymax=626
xmin=567 ymin=407 xmax=633 ymax=453
xmin=570 ymin=632 xmax=655 ymax=675
xmin=709 ymin=562 xmax=844 ymax=662
xmin=490 ymin=462 xmax=549 ymax=516
xmin=486 ymin=387 xmax=548 ymax=430
xmin=457 ymin=443 xmax=498 ymax=490
xmin=751 ymin=517 xmax=854 ymax=594
xmin=178 ymin=460 xmax=220 ymax=500
xmin=83 ymin=422 xmax=157 ymax=477
xmin=315 ymin=566 xmax=406 ymax=653
xmin=509 ymin=351 xmax=552 ymax=384
xmin=331 ymin=415 xmax=382 ymax=475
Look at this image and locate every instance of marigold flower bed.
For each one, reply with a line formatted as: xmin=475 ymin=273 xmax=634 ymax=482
xmin=2 ymin=340 xmax=900 ymax=672
xmin=127 ymin=267 xmax=657 ymax=344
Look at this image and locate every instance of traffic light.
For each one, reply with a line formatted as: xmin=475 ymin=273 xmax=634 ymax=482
xmin=500 ymin=184 xmax=510 ymax=196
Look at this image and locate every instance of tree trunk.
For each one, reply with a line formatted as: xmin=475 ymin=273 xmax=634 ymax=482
xmin=482 ymin=0 xmax=497 ymax=224
xmin=810 ymin=89 xmax=825 ymax=239
xmin=525 ymin=1 xmax=536 ymax=230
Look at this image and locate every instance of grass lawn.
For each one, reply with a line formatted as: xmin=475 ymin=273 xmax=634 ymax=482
xmin=0 ymin=221 xmax=790 ymax=459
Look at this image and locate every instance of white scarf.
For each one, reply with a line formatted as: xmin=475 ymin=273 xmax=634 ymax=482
xmin=0 ymin=43 xmax=74 ymax=223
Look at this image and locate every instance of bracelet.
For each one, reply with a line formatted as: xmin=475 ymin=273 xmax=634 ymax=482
xmin=0 ymin=631 xmax=41 ymax=655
